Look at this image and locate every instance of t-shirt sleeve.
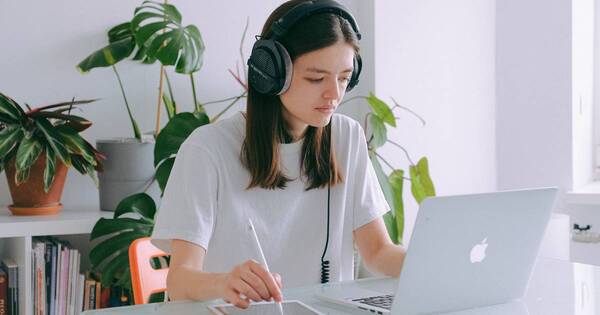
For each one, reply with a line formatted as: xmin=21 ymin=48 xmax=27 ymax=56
xmin=351 ymin=123 xmax=391 ymax=230
xmin=151 ymin=139 xmax=218 ymax=253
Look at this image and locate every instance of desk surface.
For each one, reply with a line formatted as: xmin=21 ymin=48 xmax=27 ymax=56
xmin=83 ymin=257 xmax=599 ymax=315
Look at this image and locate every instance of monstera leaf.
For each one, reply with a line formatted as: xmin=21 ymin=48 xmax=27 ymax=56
xmin=154 ymin=111 xmax=209 ymax=193
xmin=132 ymin=1 xmax=205 ymax=74
xmin=89 ymin=193 xmax=156 ymax=289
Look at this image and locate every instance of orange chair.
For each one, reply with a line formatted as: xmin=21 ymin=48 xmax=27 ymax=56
xmin=129 ymin=237 xmax=169 ymax=304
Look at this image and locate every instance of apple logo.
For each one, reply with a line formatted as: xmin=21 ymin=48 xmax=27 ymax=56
xmin=470 ymin=238 xmax=488 ymax=263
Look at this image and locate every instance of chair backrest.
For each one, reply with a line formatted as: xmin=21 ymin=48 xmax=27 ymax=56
xmin=129 ymin=237 xmax=169 ymax=304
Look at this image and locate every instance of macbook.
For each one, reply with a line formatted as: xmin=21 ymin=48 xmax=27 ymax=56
xmin=318 ymin=188 xmax=558 ymax=314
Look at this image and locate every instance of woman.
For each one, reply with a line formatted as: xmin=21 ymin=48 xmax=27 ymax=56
xmin=151 ymin=0 xmax=406 ymax=309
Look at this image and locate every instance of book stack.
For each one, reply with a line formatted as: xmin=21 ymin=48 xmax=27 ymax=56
xmin=32 ymin=237 xmax=84 ymax=315
xmin=0 ymin=258 xmax=18 ymax=315
xmin=31 ymin=237 xmax=133 ymax=314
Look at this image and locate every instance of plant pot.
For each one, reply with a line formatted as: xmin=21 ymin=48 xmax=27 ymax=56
xmin=5 ymin=153 xmax=68 ymax=216
xmin=97 ymin=138 xmax=160 ymax=212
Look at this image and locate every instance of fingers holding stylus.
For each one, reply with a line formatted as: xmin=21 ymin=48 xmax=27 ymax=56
xmin=272 ymin=272 xmax=283 ymax=289
xmin=248 ymin=260 xmax=283 ymax=302
xmin=222 ymin=259 xmax=283 ymax=307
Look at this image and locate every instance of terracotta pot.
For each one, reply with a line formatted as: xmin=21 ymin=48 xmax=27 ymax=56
xmin=5 ymin=152 xmax=68 ymax=216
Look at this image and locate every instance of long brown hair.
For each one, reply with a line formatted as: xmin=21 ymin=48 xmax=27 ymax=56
xmin=241 ymin=0 xmax=360 ymax=190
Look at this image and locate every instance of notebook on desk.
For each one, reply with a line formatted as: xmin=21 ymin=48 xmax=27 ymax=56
xmin=317 ymin=187 xmax=558 ymax=315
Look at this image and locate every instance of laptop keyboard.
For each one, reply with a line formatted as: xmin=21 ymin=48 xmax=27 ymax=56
xmin=352 ymin=294 xmax=394 ymax=310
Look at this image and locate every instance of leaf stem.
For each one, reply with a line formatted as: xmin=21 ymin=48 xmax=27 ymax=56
xmin=112 ymin=65 xmax=141 ymax=140
xmin=391 ymin=97 xmax=426 ymax=126
xmin=387 ymin=139 xmax=415 ymax=166
xmin=190 ymin=73 xmax=199 ymax=112
xmin=211 ymin=92 xmax=247 ymax=122
xmin=374 ymin=151 xmax=394 ymax=172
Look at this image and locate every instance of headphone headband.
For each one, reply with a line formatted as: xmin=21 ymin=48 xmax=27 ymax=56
xmin=247 ymin=0 xmax=362 ymax=95
xmin=270 ymin=0 xmax=361 ymax=41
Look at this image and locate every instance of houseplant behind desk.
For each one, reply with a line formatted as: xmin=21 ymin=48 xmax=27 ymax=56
xmin=0 ymin=92 xmax=103 ymax=215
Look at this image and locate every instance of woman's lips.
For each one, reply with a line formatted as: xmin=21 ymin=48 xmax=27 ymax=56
xmin=315 ymin=106 xmax=335 ymax=113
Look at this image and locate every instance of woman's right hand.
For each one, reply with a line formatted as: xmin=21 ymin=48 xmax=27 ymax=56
xmin=218 ymin=259 xmax=283 ymax=309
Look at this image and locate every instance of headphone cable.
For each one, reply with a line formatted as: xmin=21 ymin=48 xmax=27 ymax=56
xmin=320 ymin=182 xmax=331 ymax=283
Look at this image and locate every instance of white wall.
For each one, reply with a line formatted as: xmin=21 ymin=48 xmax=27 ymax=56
xmin=1 ymin=1 xmax=500 ymax=249
xmin=496 ymin=0 xmax=573 ymax=209
xmin=373 ymin=0 xmax=497 ymax=242
xmin=0 ymin=0 xmax=362 ymax=210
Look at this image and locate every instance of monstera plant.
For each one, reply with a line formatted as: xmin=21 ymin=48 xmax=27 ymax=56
xmin=77 ymin=1 xmax=206 ymax=140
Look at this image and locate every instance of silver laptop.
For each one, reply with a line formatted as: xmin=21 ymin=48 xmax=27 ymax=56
xmin=318 ymin=188 xmax=558 ymax=314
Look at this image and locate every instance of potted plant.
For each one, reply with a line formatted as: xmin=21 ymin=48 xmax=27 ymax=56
xmin=346 ymin=93 xmax=436 ymax=278
xmin=0 ymin=93 xmax=104 ymax=216
xmin=87 ymin=18 xmax=252 ymax=302
xmin=76 ymin=0 xmax=206 ymax=211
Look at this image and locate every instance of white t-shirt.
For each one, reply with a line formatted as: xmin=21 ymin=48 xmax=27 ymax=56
xmin=151 ymin=111 xmax=390 ymax=288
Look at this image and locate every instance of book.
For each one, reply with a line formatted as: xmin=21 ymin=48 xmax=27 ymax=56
xmin=95 ymin=280 xmax=101 ymax=309
xmin=88 ymin=281 xmax=96 ymax=310
xmin=75 ymin=274 xmax=84 ymax=314
xmin=0 ymin=268 xmax=7 ymax=315
xmin=1 ymin=259 xmax=18 ymax=315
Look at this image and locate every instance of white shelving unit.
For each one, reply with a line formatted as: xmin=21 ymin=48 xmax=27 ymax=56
xmin=0 ymin=207 xmax=112 ymax=315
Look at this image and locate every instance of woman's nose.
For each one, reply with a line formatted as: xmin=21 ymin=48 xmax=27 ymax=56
xmin=322 ymin=78 xmax=342 ymax=100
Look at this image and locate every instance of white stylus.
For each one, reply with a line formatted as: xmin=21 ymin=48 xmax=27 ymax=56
xmin=247 ymin=218 xmax=284 ymax=315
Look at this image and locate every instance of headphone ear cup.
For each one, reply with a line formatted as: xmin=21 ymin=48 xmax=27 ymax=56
xmin=247 ymin=40 xmax=290 ymax=95
xmin=274 ymin=41 xmax=293 ymax=95
xmin=346 ymin=54 xmax=362 ymax=92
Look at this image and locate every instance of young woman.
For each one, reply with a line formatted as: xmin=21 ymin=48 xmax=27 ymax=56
xmin=151 ymin=0 xmax=406 ymax=309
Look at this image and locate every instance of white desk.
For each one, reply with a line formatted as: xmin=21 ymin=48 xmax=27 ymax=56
xmin=82 ymin=257 xmax=599 ymax=315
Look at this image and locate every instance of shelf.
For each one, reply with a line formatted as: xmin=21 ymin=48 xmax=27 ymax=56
xmin=566 ymin=182 xmax=600 ymax=205
xmin=0 ymin=207 xmax=113 ymax=238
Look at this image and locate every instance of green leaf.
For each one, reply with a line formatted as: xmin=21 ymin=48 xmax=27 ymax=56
xmin=135 ymin=21 xmax=169 ymax=48
xmin=84 ymin=160 xmax=99 ymax=187
xmin=0 ymin=113 xmax=19 ymax=124
xmin=15 ymin=136 xmax=42 ymax=173
xmin=90 ymin=217 xmax=153 ymax=241
xmin=30 ymin=98 xmax=98 ymax=112
xmin=29 ymin=111 xmax=92 ymax=132
xmin=114 ymin=193 xmax=157 ymax=220
xmin=15 ymin=167 xmax=30 ymax=186
xmin=0 ymin=93 xmax=25 ymax=120
xmin=176 ymin=25 xmax=204 ymax=74
xmin=34 ymin=117 xmax=71 ymax=166
xmin=155 ymin=157 xmax=175 ymax=194
xmin=383 ymin=211 xmax=399 ymax=245
xmin=98 ymin=251 xmax=129 ymax=288
xmin=367 ymin=93 xmax=396 ymax=127
xmin=89 ymin=230 xmax=146 ymax=268
xmin=389 ymin=169 xmax=405 ymax=244
xmin=369 ymin=151 xmax=395 ymax=213
xmin=368 ymin=114 xmax=387 ymax=149
xmin=132 ymin=1 xmax=205 ymax=74
xmin=43 ymin=147 xmax=56 ymax=193
xmin=55 ymin=125 xmax=96 ymax=164
xmin=154 ymin=112 xmax=204 ymax=166
xmin=70 ymin=155 xmax=88 ymax=174
xmin=409 ymin=157 xmax=436 ymax=204
xmin=108 ymin=22 xmax=133 ymax=43
xmin=0 ymin=126 xmax=23 ymax=160
xmin=193 ymin=105 xmax=210 ymax=124
xmin=77 ymin=37 xmax=135 ymax=72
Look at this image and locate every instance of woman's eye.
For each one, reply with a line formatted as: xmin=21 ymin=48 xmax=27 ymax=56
xmin=306 ymin=78 xmax=324 ymax=83
xmin=339 ymin=77 xmax=351 ymax=83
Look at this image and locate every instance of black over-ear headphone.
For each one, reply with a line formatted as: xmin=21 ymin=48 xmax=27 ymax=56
xmin=247 ymin=0 xmax=363 ymax=95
